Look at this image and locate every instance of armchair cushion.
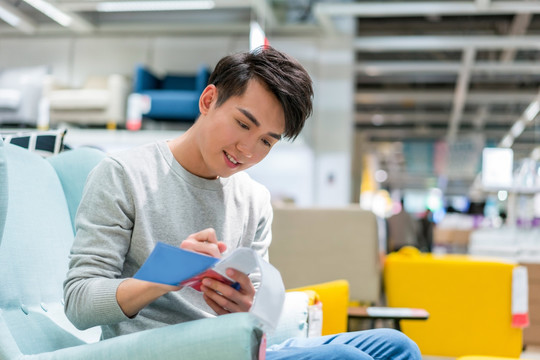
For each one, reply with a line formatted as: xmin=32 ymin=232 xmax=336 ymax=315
xmin=48 ymin=89 xmax=110 ymax=109
xmin=41 ymin=74 xmax=129 ymax=128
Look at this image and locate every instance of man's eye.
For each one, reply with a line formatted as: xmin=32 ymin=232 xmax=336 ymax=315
xmin=262 ymin=139 xmax=272 ymax=147
xmin=237 ymin=120 xmax=249 ymax=130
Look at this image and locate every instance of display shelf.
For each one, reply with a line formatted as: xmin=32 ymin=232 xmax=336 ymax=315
xmin=482 ymin=185 xmax=540 ymax=195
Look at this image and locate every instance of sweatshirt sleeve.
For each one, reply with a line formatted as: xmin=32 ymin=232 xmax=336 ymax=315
xmin=63 ymin=158 xmax=135 ymax=330
xmin=251 ymin=187 xmax=273 ymax=262
xmin=246 ymin=187 xmax=274 ymax=291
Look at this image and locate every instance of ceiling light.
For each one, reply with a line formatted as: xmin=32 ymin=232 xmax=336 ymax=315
xmin=500 ymin=134 xmax=514 ymax=148
xmin=96 ymin=1 xmax=215 ymax=12
xmin=23 ymin=0 xmax=72 ymax=27
xmin=0 ymin=2 xmax=36 ymax=33
xmin=0 ymin=5 xmax=20 ymax=27
xmin=510 ymin=119 xmax=526 ymax=138
xmin=524 ymin=100 xmax=540 ymax=122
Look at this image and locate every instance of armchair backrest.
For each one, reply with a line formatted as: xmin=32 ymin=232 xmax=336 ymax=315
xmin=195 ymin=65 xmax=210 ymax=93
xmin=47 ymin=147 xmax=106 ymax=232
xmin=134 ymin=65 xmax=160 ymax=92
xmin=0 ymin=141 xmax=103 ymax=357
xmin=270 ymin=205 xmax=381 ymax=305
xmin=134 ymin=64 xmax=210 ymax=93
xmin=161 ymin=75 xmax=195 ymax=90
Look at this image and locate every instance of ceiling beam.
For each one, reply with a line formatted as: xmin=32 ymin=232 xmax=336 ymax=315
xmin=355 ymin=112 xmax=518 ymax=124
xmin=472 ymin=105 xmax=489 ymax=130
xmin=356 ymin=61 xmax=540 ymax=75
xmin=356 ymin=90 xmax=536 ymax=104
xmin=314 ymin=1 xmax=540 ymax=18
xmin=476 ymin=0 xmax=491 ymax=9
xmin=447 ymin=47 xmax=475 ymax=141
xmin=500 ymin=13 xmax=533 ymax=62
xmin=355 ymin=35 xmax=540 ymax=51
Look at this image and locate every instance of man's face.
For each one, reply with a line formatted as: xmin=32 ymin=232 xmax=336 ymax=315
xmin=196 ymin=79 xmax=285 ymax=179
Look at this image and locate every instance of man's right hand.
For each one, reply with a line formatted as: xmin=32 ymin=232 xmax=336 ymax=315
xmin=116 ymin=228 xmax=227 ymax=318
xmin=180 ymin=228 xmax=227 ymax=258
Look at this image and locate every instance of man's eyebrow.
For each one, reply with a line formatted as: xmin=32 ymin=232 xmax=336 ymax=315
xmin=237 ymin=107 xmax=282 ymax=140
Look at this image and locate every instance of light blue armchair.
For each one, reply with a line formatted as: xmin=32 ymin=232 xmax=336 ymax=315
xmin=0 ymin=138 xmax=310 ymax=359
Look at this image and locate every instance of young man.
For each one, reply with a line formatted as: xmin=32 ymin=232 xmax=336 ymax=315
xmin=64 ymin=46 xmax=421 ymax=359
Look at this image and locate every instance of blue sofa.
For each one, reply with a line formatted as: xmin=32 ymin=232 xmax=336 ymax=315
xmin=126 ymin=64 xmax=210 ymax=130
xmin=0 ymin=138 xmax=312 ymax=359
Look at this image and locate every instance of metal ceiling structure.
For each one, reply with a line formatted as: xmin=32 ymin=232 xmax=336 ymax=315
xmin=1 ymin=0 xmax=540 ymax=196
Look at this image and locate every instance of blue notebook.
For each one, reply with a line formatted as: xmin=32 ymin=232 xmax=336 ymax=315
xmin=134 ymin=242 xmax=239 ymax=290
xmin=135 ymin=242 xmax=287 ymax=332
xmin=134 ymin=242 xmax=219 ymax=286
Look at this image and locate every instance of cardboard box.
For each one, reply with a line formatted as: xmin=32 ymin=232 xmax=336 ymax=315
xmin=524 ymin=324 xmax=540 ymax=345
xmin=433 ymin=227 xmax=472 ymax=246
xmin=520 ymin=263 xmax=540 ymax=345
xmin=523 ymin=263 xmax=540 ymax=282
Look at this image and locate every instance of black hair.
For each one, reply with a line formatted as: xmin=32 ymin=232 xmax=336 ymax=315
xmin=208 ymin=46 xmax=313 ymax=141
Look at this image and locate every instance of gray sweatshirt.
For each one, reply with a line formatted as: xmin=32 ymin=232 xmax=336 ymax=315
xmin=63 ymin=141 xmax=273 ymax=340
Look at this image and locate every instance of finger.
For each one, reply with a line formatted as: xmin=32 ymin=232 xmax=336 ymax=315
xmin=225 ymin=268 xmax=255 ymax=295
xmin=201 ymin=284 xmax=242 ymax=313
xmin=218 ymin=242 xmax=227 ymax=253
xmin=202 ymin=292 xmax=229 ymax=315
xmin=180 ymin=238 xmax=222 ymax=258
xmin=187 ymin=228 xmax=218 ymax=244
xmin=201 ymin=278 xmax=252 ymax=312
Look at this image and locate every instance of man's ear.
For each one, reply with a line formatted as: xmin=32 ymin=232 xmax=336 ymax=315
xmin=199 ymin=84 xmax=217 ymax=115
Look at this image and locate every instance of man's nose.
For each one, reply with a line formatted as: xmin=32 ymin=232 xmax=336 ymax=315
xmin=236 ymin=141 xmax=253 ymax=158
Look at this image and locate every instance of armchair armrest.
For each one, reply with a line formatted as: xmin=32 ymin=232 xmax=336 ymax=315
xmin=1 ymin=312 xmax=264 ymax=360
xmin=42 ymin=75 xmax=66 ymax=96
xmin=289 ymin=280 xmax=350 ymax=336
xmin=107 ymin=74 xmax=129 ymax=124
xmin=134 ymin=65 xmax=160 ymax=93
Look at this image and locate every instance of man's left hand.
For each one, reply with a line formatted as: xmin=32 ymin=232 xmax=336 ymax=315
xmin=200 ymin=268 xmax=255 ymax=315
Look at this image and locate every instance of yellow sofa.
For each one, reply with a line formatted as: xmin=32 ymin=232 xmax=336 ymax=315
xmin=384 ymin=247 xmax=523 ymax=358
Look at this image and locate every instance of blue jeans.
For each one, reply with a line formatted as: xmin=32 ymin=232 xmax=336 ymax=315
xmin=266 ymin=328 xmax=421 ymax=360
